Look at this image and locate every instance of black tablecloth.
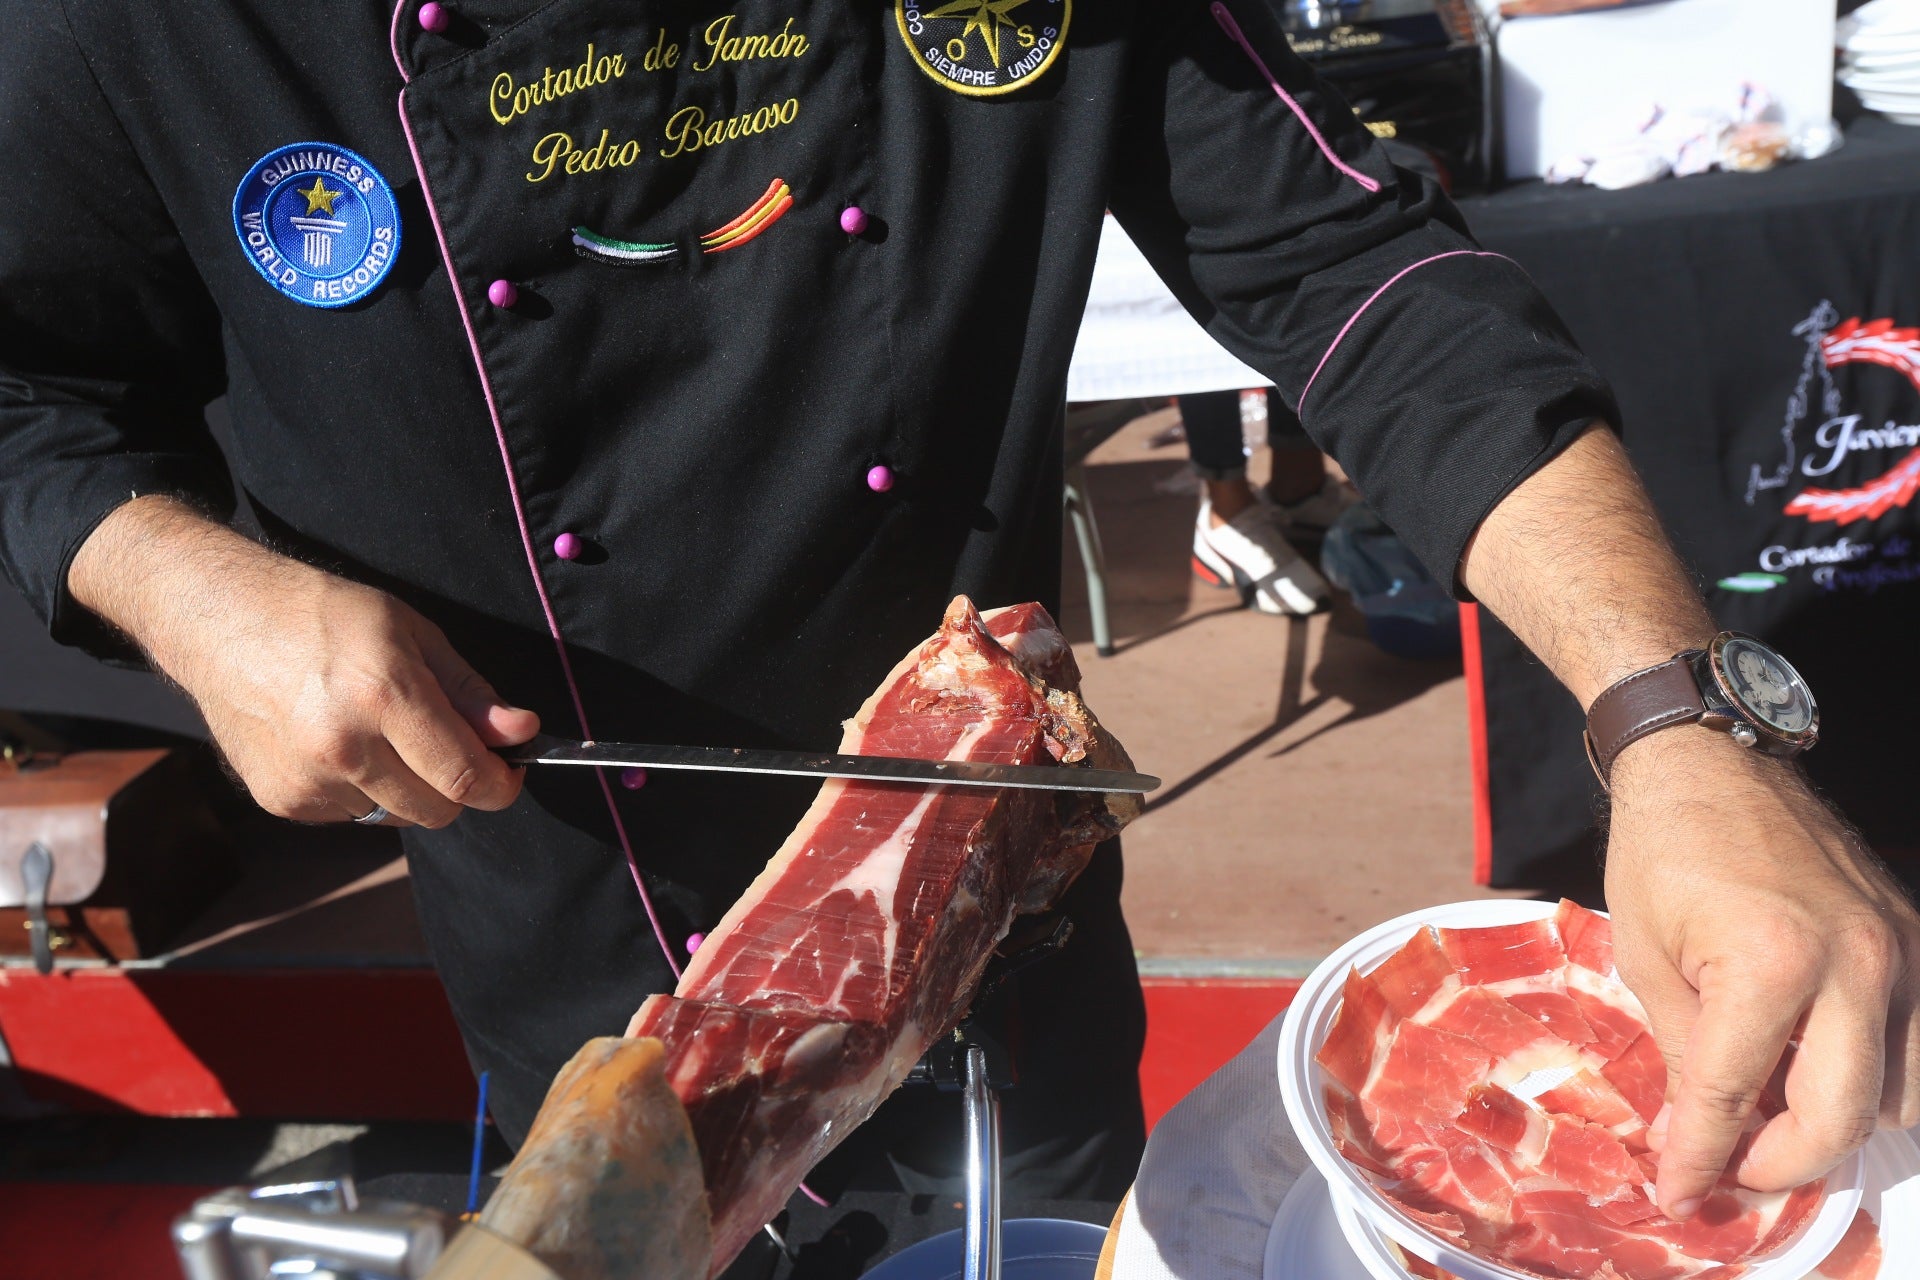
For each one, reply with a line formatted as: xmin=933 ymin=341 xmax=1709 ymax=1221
xmin=1454 ymin=117 xmax=1920 ymax=891
xmin=363 ymin=1173 xmax=1116 ymax=1280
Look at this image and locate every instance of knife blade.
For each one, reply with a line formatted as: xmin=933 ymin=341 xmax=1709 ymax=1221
xmin=501 ymin=735 xmax=1160 ymax=794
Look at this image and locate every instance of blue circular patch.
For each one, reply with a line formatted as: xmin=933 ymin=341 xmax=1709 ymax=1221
xmin=232 ymin=142 xmax=402 ymax=309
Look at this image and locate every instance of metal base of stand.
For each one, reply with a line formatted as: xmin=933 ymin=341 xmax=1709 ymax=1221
xmin=963 ymin=1044 xmax=1003 ymax=1280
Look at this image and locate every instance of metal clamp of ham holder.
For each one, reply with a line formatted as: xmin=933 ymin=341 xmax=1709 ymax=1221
xmin=901 ymin=913 xmax=1076 ymax=1280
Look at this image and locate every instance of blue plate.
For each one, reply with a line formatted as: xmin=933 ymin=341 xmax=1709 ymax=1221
xmin=861 ymin=1217 xmax=1110 ymax=1280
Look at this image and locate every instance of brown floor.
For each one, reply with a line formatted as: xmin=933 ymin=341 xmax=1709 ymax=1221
xmin=1056 ymin=407 xmax=1522 ymax=970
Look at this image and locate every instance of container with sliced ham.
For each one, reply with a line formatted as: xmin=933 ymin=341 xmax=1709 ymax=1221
xmin=1278 ymin=899 xmax=1865 ymax=1280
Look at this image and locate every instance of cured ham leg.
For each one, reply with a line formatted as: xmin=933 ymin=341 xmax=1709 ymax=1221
xmin=629 ymin=597 xmax=1140 ymax=1274
xmin=479 ymin=1037 xmax=712 ymax=1280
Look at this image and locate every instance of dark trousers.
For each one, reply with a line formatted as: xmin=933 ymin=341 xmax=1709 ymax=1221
xmin=1180 ymin=389 xmax=1310 ymax=478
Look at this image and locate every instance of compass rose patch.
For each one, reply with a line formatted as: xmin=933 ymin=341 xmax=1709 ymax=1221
xmin=896 ymin=0 xmax=1069 ymax=97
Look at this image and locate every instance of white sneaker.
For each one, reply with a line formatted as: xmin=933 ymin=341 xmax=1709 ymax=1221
xmin=1192 ymin=499 xmax=1331 ymax=616
xmin=1267 ymin=477 xmax=1360 ymax=543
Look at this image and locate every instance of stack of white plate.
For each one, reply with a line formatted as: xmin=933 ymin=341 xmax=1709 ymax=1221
xmin=1840 ymin=0 xmax=1920 ymax=124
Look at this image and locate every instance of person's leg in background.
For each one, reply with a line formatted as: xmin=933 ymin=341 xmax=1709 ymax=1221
xmin=1262 ymin=397 xmax=1356 ymax=546
xmin=1181 ymin=389 xmax=1333 ymax=616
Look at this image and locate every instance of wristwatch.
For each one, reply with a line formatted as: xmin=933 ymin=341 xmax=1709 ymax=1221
xmin=1583 ymin=632 xmax=1819 ymax=787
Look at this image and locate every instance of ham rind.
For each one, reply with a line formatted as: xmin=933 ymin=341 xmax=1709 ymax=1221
xmin=1321 ymin=914 xmax=1832 ymax=1280
xmin=628 ymin=598 xmax=1137 ymax=1273
xmin=1810 ymin=1208 xmax=1882 ymax=1280
xmin=1556 ymin=899 xmax=1616 ymax=975
xmin=1437 ymin=919 xmax=1567 ymax=985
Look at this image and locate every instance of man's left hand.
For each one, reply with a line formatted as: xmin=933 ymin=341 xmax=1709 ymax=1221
xmin=1604 ymin=727 xmax=1920 ymax=1219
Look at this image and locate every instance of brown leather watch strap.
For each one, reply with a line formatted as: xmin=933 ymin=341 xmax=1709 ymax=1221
xmin=1583 ymin=654 xmax=1707 ymax=788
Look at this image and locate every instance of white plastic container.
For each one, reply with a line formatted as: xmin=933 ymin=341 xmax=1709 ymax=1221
xmin=1276 ymin=899 xmax=1866 ymax=1280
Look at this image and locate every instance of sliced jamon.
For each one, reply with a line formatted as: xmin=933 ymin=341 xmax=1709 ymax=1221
xmin=627 ymin=598 xmax=1137 ymax=1273
xmin=1438 ymin=918 xmax=1567 ymax=985
xmin=1361 ymin=1021 xmax=1492 ymax=1128
xmin=1426 ymin=986 xmax=1585 ymax=1085
xmin=1569 ymin=985 xmax=1651 ymax=1061
xmin=1396 ymin=1252 xmax=1460 ymax=1280
xmin=1319 ymin=910 xmax=1832 ymax=1280
xmin=1317 ymin=966 xmax=1397 ymax=1096
xmin=1509 ymin=989 xmax=1600 ymax=1047
xmin=1373 ymin=925 xmax=1462 ymax=1019
xmin=1810 ymin=1208 xmax=1883 ymax=1280
xmin=1535 ymin=1116 xmax=1648 ymax=1202
xmin=1556 ymin=899 xmax=1616 ymax=974
xmin=1600 ymin=1033 xmax=1669 ymax=1125
xmin=1505 ymin=1191 xmax=1696 ymax=1280
xmin=1394 ymin=1129 xmax=1521 ymax=1240
xmin=1536 ymin=1068 xmax=1646 ymax=1138
xmin=1326 ymin=1085 xmax=1402 ymax=1176
xmin=1455 ymin=1083 xmax=1547 ymax=1160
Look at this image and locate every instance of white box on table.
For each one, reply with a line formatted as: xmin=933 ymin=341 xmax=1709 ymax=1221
xmin=1482 ymin=0 xmax=1836 ymax=179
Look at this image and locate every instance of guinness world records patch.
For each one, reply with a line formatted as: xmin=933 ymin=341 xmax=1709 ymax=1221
xmin=896 ymin=0 xmax=1069 ymax=97
xmin=232 ymin=142 xmax=402 ymax=309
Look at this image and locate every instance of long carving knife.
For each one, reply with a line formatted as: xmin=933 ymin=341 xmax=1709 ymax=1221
xmin=501 ymin=734 xmax=1160 ymax=794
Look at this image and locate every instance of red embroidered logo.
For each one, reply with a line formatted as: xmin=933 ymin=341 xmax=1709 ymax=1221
xmin=1784 ymin=317 xmax=1920 ymax=525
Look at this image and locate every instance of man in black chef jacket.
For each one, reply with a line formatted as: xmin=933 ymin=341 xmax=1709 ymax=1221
xmin=5 ymin=0 xmax=1918 ymax=1226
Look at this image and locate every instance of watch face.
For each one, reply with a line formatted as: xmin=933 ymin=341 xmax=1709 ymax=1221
xmin=1715 ymin=635 xmax=1816 ymax=737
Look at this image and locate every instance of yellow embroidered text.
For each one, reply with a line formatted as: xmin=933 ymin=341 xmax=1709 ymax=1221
xmin=490 ymin=43 xmax=627 ymax=126
xmin=642 ymin=29 xmax=682 ymax=70
xmin=525 ymin=129 xmax=646 ymax=182
xmin=691 ymin=16 xmax=811 ymax=73
xmin=659 ymin=97 xmax=800 ymax=159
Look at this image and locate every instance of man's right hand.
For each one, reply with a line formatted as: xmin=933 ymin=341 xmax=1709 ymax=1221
xmin=68 ymin=495 xmax=538 ymax=827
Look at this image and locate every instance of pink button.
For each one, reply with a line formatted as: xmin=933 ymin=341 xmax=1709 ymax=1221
xmin=839 ymin=205 xmax=870 ymax=236
xmin=685 ymin=932 xmax=707 ymax=955
xmin=866 ymin=465 xmax=895 ymax=493
xmin=553 ymin=532 xmax=582 ymax=560
xmin=417 ymin=2 xmax=450 ymax=32
xmin=620 ymin=767 xmax=647 ymax=790
xmin=487 ymin=278 xmax=519 ymax=308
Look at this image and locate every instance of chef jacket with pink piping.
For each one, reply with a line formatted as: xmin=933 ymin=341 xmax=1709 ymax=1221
xmin=0 ymin=0 xmax=1615 ymax=1163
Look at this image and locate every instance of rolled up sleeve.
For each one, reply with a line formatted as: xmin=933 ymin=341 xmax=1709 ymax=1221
xmin=1108 ymin=0 xmax=1617 ymax=591
xmin=0 ymin=0 xmax=231 ymax=655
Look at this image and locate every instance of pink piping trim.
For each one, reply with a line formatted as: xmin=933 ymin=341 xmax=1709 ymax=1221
xmin=389 ymin=0 xmax=412 ymax=83
xmin=1297 ymin=250 xmax=1514 ymax=422
xmin=1209 ymin=2 xmax=1380 ymax=195
xmin=394 ymin=84 xmax=682 ymax=981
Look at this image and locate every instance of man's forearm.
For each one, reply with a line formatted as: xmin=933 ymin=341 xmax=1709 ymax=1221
xmin=67 ymin=494 xmax=305 ymax=679
xmin=1460 ymin=424 xmax=1715 ymax=710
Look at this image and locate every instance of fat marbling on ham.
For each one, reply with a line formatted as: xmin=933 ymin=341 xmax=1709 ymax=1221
xmin=628 ymin=596 xmax=1141 ymax=1274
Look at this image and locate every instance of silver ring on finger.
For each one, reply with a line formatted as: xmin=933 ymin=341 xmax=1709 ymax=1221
xmin=353 ymin=804 xmax=391 ymax=826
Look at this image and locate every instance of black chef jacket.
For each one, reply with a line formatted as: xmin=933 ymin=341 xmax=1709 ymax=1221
xmin=1 ymin=0 xmax=1616 ymax=1180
